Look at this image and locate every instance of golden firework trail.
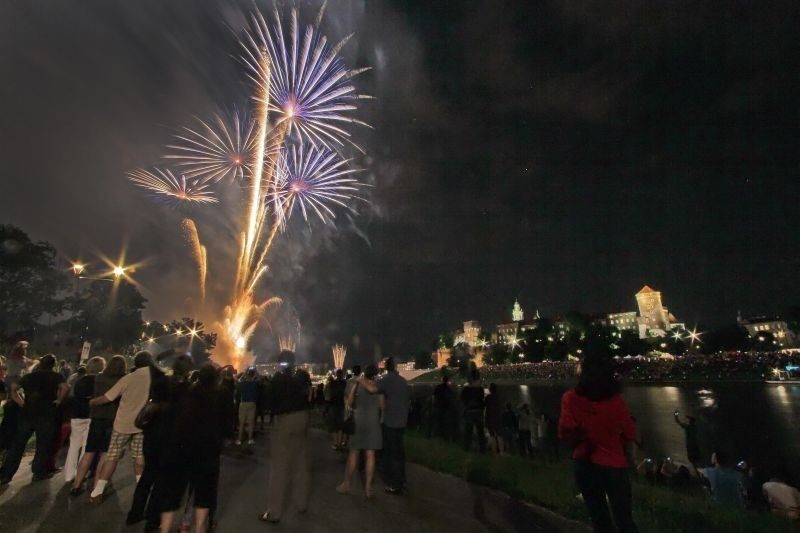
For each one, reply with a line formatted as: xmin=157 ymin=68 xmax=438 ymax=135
xmin=332 ymin=344 xmax=347 ymax=369
xmin=279 ymin=336 xmax=296 ymax=352
xmin=181 ymin=218 xmax=207 ymax=302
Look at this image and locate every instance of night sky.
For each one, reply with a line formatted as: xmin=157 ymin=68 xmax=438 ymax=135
xmin=2 ymin=1 xmax=799 ymax=363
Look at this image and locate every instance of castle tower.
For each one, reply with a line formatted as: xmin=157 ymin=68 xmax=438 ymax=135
xmin=635 ymin=285 xmax=669 ymax=331
xmin=512 ymin=299 xmax=524 ymax=322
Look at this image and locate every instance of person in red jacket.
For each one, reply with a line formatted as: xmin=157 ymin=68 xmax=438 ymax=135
xmin=559 ymin=351 xmax=638 ymax=533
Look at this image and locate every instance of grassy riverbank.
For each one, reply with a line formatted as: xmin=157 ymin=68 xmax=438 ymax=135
xmin=403 ymin=431 xmax=797 ymax=532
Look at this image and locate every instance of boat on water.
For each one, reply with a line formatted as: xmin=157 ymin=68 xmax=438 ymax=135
xmin=765 ymin=366 xmax=800 ymax=384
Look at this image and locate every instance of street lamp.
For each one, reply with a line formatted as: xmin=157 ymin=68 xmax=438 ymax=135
xmin=72 ymin=263 xmax=86 ymax=276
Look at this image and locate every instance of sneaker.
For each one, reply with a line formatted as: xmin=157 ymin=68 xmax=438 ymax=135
xmin=69 ymin=486 xmax=85 ymax=498
xmin=247 ymin=439 xmax=255 ymax=445
xmin=384 ymin=486 xmax=403 ymax=495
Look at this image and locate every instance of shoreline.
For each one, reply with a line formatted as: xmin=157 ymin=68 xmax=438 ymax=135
xmin=409 ymin=374 xmax=772 ymax=386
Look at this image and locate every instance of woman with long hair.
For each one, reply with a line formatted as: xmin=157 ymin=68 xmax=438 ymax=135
xmin=157 ymin=364 xmax=227 ymax=533
xmin=336 ymin=364 xmax=383 ymax=498
xmin=558 ymin=350 xmax=638 ymax=532
xmin=70 ymin=355 xmax=127 ymax=496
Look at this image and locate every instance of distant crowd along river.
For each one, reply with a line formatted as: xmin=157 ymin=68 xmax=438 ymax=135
xmin=411 ymin=382 xmax=800 ymax=481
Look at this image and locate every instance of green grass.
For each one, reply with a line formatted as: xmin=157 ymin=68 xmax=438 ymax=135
xmin=403 ymin=431 xmax=798 ymax=532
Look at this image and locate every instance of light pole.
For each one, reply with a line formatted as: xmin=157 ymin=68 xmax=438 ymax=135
xmin=68 ymin=262 xmax=86 ymax=339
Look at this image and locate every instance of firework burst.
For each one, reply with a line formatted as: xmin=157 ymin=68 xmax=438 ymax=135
xmin=242 ymin=2 xmax=372 ymax=152
xmin=165 ymin=111 xmax=256 ymax=184
xmin=127 ymin=168 xmax=217 ymax=206
xmin=272 ymin=143 xmax=363 ymax=225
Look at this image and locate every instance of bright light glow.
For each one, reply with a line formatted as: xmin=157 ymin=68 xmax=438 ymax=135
xmin=112 ymin=265 xmax=126 ymax=278
xmin=235 ymin=336 xmax=246 ymax=350
xmin=72 ymin=263 xmax=85 ymax=276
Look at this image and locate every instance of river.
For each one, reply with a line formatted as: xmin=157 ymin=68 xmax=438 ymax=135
xmin=412 ymin=382 xmax=800 ymax=479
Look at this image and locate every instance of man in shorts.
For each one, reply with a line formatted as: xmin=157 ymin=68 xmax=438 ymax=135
xmin=88 ymin=351 xmax=155 ymax=502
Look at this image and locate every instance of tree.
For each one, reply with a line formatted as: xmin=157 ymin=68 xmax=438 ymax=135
xmin=484 ymin=342 xmax=511 ymax=365
xmin=701 ymin=324 xmax=749 ymax=353
xmin=616 ymin=330 xmax=649 ymax=356
xmin=75 ymin=280 xmax=147 ymax=351
xmin=0 ymin=225 xmax=69 ymax=337
xmin=414 ymin=350 xmax=434 ymax=370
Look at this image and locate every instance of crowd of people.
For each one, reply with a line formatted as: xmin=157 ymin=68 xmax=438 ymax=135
xmin=2 ymin=339 xmax=800 ymax=532
xmin=466 ymin=351 xmax=800 ymax=383
xmin=0 ymin=342 xmax=413 ymax=532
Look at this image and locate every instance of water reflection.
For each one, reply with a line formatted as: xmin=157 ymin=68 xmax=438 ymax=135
xmin=412 ymin=382 xmax=800 ymax=479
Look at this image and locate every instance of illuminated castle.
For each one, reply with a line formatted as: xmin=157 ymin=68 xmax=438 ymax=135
xmin=635 ymin=285 xmax=670 ymax=333
xmin=608 ymin=285 xmax=683 ymax=339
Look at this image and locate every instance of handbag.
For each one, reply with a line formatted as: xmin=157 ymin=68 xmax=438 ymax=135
xmin=134 ymin=369 xmax=165 ymax=430
xmin=134 ymin=399 xmax=160 ymax=430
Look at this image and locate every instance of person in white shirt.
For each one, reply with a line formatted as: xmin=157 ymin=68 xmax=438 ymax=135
xmin=87 ymin=351 xmax=156 ymax=502
xmin=763 ymin=475 xmax=800 ymax=520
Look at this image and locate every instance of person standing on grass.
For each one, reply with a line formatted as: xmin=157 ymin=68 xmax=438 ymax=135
xmin=259 ymin=351 xmax=312 ymax=524
xmin=460 ymin=370 xmax=486 ymax=453
xmin=64 ymin=356 xmax=104 ymax=484
xmin=516 ymin=404 xmax=534 ymax=458
xmin=559 ymin=351 xmax=638 ymax=533
xmin=432 ymin=374 xmax=455 ymax=440
xmin=88 ymin=351 xmax=158 ymax=503
xmin=0 ymin=354 xmax=68 ymax=484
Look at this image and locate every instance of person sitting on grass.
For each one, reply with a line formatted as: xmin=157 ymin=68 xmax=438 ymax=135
xmin=700 ymin=450 xmax=744 ymax=508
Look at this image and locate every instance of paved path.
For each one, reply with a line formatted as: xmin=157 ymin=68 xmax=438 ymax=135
xmin=0 ymin=427 xmax=584 ymax=533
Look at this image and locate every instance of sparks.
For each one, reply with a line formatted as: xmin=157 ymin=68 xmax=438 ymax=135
xmin=241 ymin=2 xmax=372 ymax=152
xmin=272 ymin=143 xmax=364 ymax=226
xmin=127 ymin=168 xmax=217 ymax=206
xmin=165 ymin=110 xmax=256 ymax=184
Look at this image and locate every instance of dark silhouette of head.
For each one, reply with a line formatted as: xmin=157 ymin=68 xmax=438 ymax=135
xmin=351 ymin=365 xmax=361 ymax=377
xmin=489 ymin=383 xmax=497 ymax=394
xmin=335 ymin=368 xmax=344 ymax=379
xmin=172 ymin=354 xmax=193 ymax=378
xmin=576 ymin=350 xmax=620 ymax=401
xmin=385 ymin=357 xmax=396 ymax=372
xmin=442 ymin=375 xmax=450 ymax=384
xmin=104 ymin=355 xmax=128 ymax=377
xmin=196 ymin=364 xmax=218 ymax=387
xmin=278 ymin=350 xmax=295 ymax=369
xmin=364 ymin=364 xmax=379 ymax=380
xmin=713 ymin=450 xmax=732 ymax=467
xmin=133 ymin=351 xmax=153 ymax=369
xmin=38 ymin=354 xmax=56 ymax=371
